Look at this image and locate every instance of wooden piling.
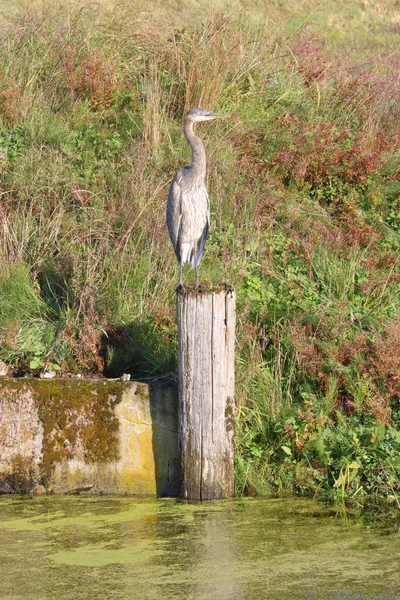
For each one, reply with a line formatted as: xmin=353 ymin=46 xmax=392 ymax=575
xmin=177 ymin=285 xmax=235 ymax=500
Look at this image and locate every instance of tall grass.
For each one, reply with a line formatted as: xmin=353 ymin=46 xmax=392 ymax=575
xmin=0 ymin=0 xmax=399 ymax=503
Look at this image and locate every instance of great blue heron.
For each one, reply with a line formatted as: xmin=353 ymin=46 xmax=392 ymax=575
xmin=167 ymin=107 xmax=228 ymax=286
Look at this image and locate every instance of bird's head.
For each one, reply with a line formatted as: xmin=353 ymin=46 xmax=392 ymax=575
xmin=185 ymin=108 xmax=229 ymax=122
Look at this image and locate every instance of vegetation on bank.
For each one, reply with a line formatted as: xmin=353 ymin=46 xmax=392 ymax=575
xmin=0 ymin=0 xmax=399 ymax=506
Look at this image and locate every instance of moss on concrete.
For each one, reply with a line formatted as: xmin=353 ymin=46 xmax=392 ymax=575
xmin=36 ymin=379 xmax=129 ymax=477
xmin=0 ymin=378 xmax=178 ymax=495
xmin=0 ymin=378 xmax=129 ymax=482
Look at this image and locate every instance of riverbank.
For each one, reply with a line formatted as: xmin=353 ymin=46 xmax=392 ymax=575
xmin=0 ymin=0 xmax=399 ymax=506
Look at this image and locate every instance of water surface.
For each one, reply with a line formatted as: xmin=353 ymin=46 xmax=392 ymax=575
xmin=0 ymin=496 xmax=398 ymax=599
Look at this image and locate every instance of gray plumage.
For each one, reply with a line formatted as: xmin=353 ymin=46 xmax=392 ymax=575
xmin=167 ymin=108 xmax=228 ymax=286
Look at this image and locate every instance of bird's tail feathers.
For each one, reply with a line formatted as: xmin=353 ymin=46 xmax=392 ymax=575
xmin=181 ymin=242 xmax=193 ymax=266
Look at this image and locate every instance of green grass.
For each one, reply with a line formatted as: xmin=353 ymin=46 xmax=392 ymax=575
xmin=0 ymin=0 xmax=399 ymax=506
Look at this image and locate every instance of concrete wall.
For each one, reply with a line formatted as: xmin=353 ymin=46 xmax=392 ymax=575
xmin=0 ymin=378 xmax=178 ymax=496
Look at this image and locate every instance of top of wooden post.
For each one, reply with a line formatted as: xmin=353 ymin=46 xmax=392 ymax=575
xmin=176 ymin=282 xmax=234 ymax=297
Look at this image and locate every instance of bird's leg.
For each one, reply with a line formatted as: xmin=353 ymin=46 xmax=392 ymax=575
xmin=180 ymin=262 xmax=183 ymax=287
xmin=193 ymin=248 xmax=199 ymax=287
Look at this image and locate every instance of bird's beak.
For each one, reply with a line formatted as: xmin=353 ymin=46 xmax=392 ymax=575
xmin=197 ymin=111 xmax=229 ymax=121
xmin=205 ymin=111 xmax=229 ymax=119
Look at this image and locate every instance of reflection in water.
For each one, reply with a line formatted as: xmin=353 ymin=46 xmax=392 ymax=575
xmin=0 ymin=496 xmax=399 ymax=600
xmin=190 ymin=508 xmax=241 ymax=600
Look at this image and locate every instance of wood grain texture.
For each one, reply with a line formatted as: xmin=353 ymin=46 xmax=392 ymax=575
xmin=177 ymin=287 xmax=235 ymax=500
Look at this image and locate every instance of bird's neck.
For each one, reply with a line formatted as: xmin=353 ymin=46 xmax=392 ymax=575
xmin=184 ymin=119 xmax=206 ymax=178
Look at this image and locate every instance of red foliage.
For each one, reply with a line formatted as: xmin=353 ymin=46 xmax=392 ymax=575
xmin=280 ymin=33 xmax=400 ymax=209
xmin=366 ymin=394 xmax=392 ymax=425
xmin=59 ymin=42 xmax=120 ymax=109
xmin=338 ymin=202 xmax=382 ymax=248
xmin=291 ymin=34 xmax=333 ymax=86
xmin=289 ymin=320 xmax=323 ymax=377
xmin=0 ymin=75 xmax=20 ymax=124
xmin=287 ymin=318 xmax=393 ymax=420
xmin=274 ymin=119 xmax=381 ymax=192
xmin=371 ymin=317 xmax=400 ymax=399
xmin=291 ymin=32 xmax=400 ymax=139
xmin=66 ymin=293 xmax=106 ymax=373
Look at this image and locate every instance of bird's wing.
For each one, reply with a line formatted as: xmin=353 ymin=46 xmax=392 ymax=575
xmin=167 ymin=172 xmax=184 ymax=262
xmin=194 ymin=200 xmax=210 ymax=268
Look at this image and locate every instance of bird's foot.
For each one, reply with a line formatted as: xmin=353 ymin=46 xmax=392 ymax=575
xmin=195 ymin=282 xmax=211 ymax=293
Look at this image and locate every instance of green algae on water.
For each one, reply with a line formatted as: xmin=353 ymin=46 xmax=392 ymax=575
xmin=0 ymin=496 xmax=399 ymax=600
